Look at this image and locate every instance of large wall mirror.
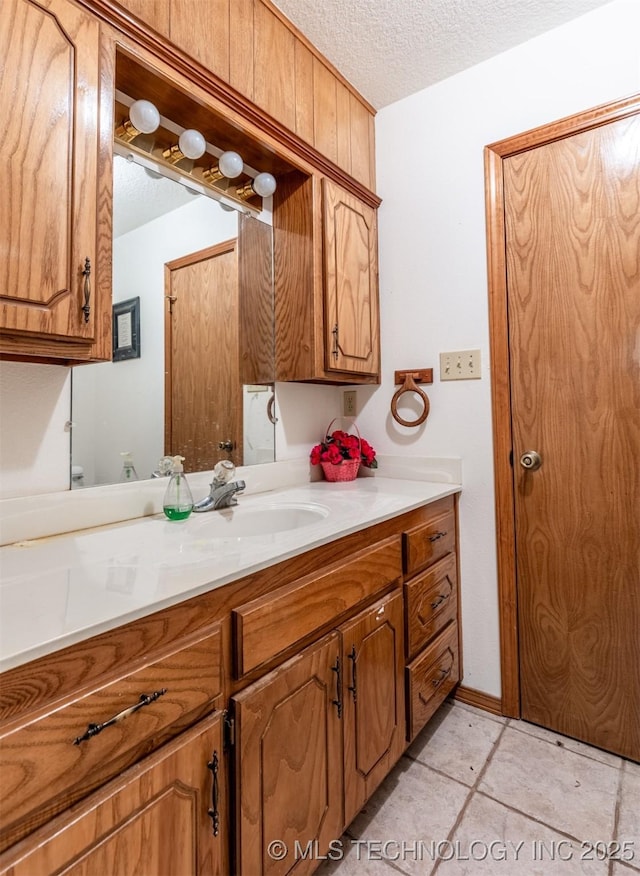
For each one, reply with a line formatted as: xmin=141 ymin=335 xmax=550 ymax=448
xmin=71 ymin=151 xmax=276 ymax=488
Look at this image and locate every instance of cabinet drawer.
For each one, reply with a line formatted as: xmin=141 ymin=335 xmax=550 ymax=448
xmin=406 ymin=622 xmax=460 ymax=741
xmin=405 ymin=553 xmax=457 ymax=659
xmin=0 ymin=624 xmax=221 ymax=851
xmin=233 ymin=536 xmax=402 ymax=675
xmin=403 ymin=506 xmax=455 ymax=578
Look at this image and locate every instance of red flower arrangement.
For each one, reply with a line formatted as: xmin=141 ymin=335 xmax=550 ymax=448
xmin=310 ymin=429 xmax=378 ymax=469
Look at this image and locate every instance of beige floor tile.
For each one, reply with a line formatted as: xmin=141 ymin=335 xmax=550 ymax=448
xmin=316 ymin=835 xmax=397 ymax=875
xmin=509 ymin=718 xmax=623 ymax=769
xmin=449 ymin=699 xmax=507 ymax=725
xmin=616 ymin=762 xmax=640 ymax=869
xmin=347 ymin=756 xmax=469 ymax=876
xmin=479 ymin=727 xmax=619 ymax=842
xmin=437 ymin=793 xmax=608 ymax=876
xmin=611 ymin=863 xmax=640 ymax=875
xmin=407 ymin=702 xmax=504 ymax=786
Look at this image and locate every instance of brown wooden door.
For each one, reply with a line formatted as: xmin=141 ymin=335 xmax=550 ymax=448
xmin=504 ymin=113 xmax=640 ymax=760
xmin=233 ymin=633 xmax=343 ymax=876
xmin=165 ymin=240 xmax=242 ymax=470
xmin=340 ymin=590 xmax=405 ymax=826
xmin=0 ymin=0 xmax=98 ymax=344
xmin=0 ymin=711 xmax=227 ymax=876
xmin=323 ymin=179 xmax=380 ymax=376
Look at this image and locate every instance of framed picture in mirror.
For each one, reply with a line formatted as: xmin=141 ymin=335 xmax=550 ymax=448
xmin=113 ymin=296 xmax=141 ymax=361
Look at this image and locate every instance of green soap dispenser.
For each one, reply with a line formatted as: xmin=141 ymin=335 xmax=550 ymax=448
xmin=163 ymin=455 xmax=194 ymax=520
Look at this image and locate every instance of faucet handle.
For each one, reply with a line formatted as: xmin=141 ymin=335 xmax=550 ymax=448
xmin=212 ymin=459 xmax=235 ymax=486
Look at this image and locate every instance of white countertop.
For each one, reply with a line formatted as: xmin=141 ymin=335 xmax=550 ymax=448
xmin=0 ymin=477 xmax=460 ymax=673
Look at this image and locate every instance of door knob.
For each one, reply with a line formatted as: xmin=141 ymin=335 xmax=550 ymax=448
xmin=218 ymin=439 xmax=234 ymax=452
xmin=520 ymin=450 xmax=542 ymax=471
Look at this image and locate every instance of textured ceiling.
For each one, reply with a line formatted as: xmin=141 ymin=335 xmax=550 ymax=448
xmin=272 ymin=0 xmax=614 ymax=109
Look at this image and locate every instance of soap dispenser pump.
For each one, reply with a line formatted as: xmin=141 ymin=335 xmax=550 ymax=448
xmin=119 ymin=452 xmax=138 ymax=482
xmin=163 ymin=456 xmax=194 ymax=520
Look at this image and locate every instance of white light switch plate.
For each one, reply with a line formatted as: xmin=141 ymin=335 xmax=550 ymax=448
xmin=440 ymin=349 xmax=481 ymax=380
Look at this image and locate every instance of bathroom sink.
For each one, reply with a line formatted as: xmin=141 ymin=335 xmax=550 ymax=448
xmin=183 ymin=501 xmax=330 ymax=540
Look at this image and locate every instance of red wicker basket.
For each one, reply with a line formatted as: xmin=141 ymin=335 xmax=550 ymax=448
xmin=319 ymin=419 xmax=361 ymax=482
xmin=320 ymin=458 xmax=360 ymax=482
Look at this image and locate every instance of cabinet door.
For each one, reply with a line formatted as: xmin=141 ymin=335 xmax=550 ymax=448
xmin=340 ymin=590 xmax=406 ymax=826
xmin=322 ymin=179 xmax=380 ymax=377
xmin=0 ymin=711 xmax=227 ymax=875
xmin=1 ymin=0 xmax=99 ymax=345
xmin=233 ymin=633 xmax=343 ymax=876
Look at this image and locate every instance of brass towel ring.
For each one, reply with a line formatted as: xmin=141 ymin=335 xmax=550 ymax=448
xmin=391 ymin=369 xmax=432 ymax=428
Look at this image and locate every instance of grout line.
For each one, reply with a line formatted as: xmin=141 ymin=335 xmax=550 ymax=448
xmin=428 ymin=719 xmax=509 ymax=876
xmin=608 ymin=765 xmax=625 ymax=876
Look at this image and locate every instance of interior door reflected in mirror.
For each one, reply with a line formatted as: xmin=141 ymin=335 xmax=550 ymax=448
xmin=71 ymin=155 xmax=276 ymax=488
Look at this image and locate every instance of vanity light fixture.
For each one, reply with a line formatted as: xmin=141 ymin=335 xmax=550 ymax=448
xmin=203 ymin=150 xmax=244 ymax=183
xmin=115 ymin=99 xmax=160 ymax=142
xmin=237 ymin=171 xmax=277 ymax=200
xmin=163 ymin=128 xmax=207 ymax=164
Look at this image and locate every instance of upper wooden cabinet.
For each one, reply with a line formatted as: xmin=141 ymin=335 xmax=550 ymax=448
xmin=0 ymin=0 xmax=110 ymax=362
xmin=274 ymin=173 xmax=380 ymax=383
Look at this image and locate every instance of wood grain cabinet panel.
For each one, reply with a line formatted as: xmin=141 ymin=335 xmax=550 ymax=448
xmin=0 ymin=711 xmax=227 ymax=876
xmin=170 ymin=0 xmax=230 ymax=82
xmin=229 ymin=0 xmax=255 ymax=99
xmin=341 ymin=591 xmax=405 ymax=826
xmin=313 ymin=58 xmax=338 ymax=164
xmin=403 ymin=505 xmax=456 ymax=578
xmin=406 ymin=622 xmax=460 ymax=741
xmin=323 ymin=178 xmax=380 ymax=377
xmin=233 ymin=633 xmax=343 ymax=876
xmin=253 ymin=1 xmax=296 ymax=131
xmin=0 ymin=624 xmax=221 ymax=851
xmin=405 ymin=553 xmax=458 ymax=660
xmin=233 ymin=536 xmax=402 ymax=675
xmin=0 ymin=0 xmax=102 ymax=356
xmin=115 ymin=0 xmax=170 ymax=36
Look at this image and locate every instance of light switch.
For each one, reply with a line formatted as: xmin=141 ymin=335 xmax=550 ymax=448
xmin=440 ymin=349 xmax=481 ymax=381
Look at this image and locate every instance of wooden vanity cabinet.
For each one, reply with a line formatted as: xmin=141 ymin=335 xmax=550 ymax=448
xmin=0 ymin=0 xmax=111 ymax=363
xmin=233 ymin=584 xmax=405 ymax=874
xmin=0 ymin=710 xmax=227 ymax=876
xmin=402 ymin=495 xmax=462 ymax=741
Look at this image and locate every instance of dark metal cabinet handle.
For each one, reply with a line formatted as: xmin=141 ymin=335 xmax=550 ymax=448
xmin=81 ymin=257 xmax=91 ymax=323
xmin=332 ymin=323 xmax=339 ymax=359
xmin=432 ymin=667 xmax=452 ymax=688
xmin=331 ymin=656 xmax=342 ymax=718
xmin=207 ymin=750 xmax=220 ymax=836
xmin=430 ymin=593 xmax=450 ymax=610
xmin=428 ymin=530 xmax=448 ymax=543
xmin=73 ymin=688 xmax=167 ymax=744
xmin=347 ymin=645 xmax=357 ymax=702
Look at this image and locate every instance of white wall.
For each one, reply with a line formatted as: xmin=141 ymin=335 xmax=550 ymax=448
xmin=349 ymin=0 xmax=640 ymax=698
xmin=0 ymin=0 xmax=638 ymax=694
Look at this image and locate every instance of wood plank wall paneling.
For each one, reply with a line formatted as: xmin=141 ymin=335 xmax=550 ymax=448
xmin=350 ymin=93 xmax=372 ymax=189
xmin=294 ymin=39 xmax=315 ymax=145
xmin=170 ymin=0 xmax=230 ymax=82
xmin=229 ymin=0 xmax=255 ymax=101
xmin=336 ymin=80 xmax=352 ymax=172
xmin=313 ymin=58 xmax=338 ymax=164
xmin=253 ymin=1 xmax=296 ymax=132
xmin=117 ymin=0 xmax=170 ymax=37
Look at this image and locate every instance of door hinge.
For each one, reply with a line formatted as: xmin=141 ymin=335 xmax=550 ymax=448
xmin=223 ymin=710 xmax=235 ymax=750
xmin=166 ymin=295 xmax=177 ymax=314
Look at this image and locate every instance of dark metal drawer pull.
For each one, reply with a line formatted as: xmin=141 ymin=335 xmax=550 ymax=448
xmin=81 ymin=257 xmax=91 ymax=323
xmin=347 ymin=645 xmax=357 ymax=702
xmin=331 ymin=656 xmax=342 ymax=718
xmin=430 ymin=593 xmax=450 ymax=610
xmin=428 ymin=530 xmax=448 ymax=543
xmin=432 ymin=667 xmax=452 ymax=688
xmin=207 ymin=750 xmax=220 ymax=836
xmin=73 ymin=688 xmax=168 ymax=745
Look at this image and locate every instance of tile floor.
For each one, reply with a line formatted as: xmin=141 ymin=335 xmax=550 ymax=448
xmin=319 ymin=701 xmax=639 ymax=876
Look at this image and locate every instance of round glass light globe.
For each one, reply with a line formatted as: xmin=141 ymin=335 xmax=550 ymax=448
xmin=252 ymin=172 xmax=277 ymax=198
xmin=178 ymin=129 xmax=206 ymax=160
xmin=128 ymin=100 xmax=160 ymax=134
xmin=218 ymin=151 xmax=243 ymax=179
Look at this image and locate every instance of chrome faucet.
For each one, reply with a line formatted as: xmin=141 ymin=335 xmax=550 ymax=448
xmin=193 ymin=460 xmax=245 ymax=512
